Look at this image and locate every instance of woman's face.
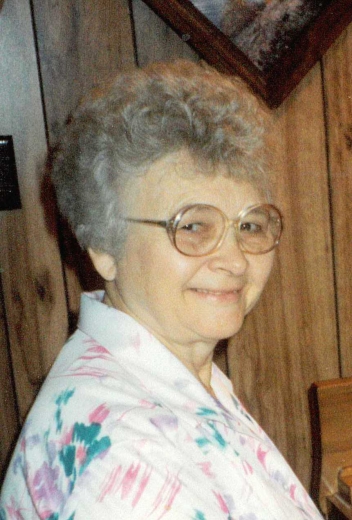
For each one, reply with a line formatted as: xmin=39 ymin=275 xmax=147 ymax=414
xmin=108 ymin=150 xmax=275 ymax=349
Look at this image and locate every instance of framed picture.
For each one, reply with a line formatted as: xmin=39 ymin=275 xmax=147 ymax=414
xmin=141 ymin=0 xmax=352 ymax=108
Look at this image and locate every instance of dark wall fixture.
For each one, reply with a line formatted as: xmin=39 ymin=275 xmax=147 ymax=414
xmin=0 ymin=136 xmax=21 ymax=211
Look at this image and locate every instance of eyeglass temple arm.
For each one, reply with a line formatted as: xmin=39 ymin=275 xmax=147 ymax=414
xmin=126 ymin=217 xmax=168 ymax=229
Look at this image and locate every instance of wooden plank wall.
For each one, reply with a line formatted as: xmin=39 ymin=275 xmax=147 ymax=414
xmin=32 ymin=0 xmax=136 ymax=325
xmin=0 ymin=0 xmax=68 ymax=474
xmin=1 ymin=0 xmax=351 ymax=497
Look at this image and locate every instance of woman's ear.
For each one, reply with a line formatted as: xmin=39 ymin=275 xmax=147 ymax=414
xmin=88 ymin=248 xmax=117 ymax=281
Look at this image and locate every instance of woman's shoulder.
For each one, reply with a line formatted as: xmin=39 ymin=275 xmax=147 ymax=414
xmin=0 ymin=355 xmax=181 ymax=519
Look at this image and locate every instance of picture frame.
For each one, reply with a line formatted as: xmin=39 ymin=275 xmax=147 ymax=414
xmin=141 ymin=0 xmax=352 ymax=108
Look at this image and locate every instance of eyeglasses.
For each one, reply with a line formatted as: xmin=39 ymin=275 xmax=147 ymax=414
xmin=126 ymin=203 xmax=283 ymax=257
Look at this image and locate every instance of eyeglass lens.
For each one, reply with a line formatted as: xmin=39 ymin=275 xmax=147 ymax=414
xmin=174 ymin=205 xmax=281 ymax=256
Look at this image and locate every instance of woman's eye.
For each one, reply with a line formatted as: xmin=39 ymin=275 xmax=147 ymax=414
xmin=240 ymin=221 xmax=263 ymax=233
xmin=181 ymin=222 xmax=203 ymax=233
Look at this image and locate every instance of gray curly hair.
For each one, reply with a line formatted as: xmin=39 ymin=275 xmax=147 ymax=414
xmin=51 ymin=59 xmax=270 ymax=259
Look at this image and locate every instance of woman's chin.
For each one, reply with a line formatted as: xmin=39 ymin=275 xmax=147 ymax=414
xmin=197 ymin=316 xmax=246 ymax=343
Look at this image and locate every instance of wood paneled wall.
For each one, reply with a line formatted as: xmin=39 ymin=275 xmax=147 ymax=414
xmin=0 ymin=0 xmax=68 ymax=472
xmin=1 ymin=0 xmax=351 ymax=498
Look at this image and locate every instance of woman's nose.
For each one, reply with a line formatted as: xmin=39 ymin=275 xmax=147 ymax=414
xmin=208 ymin=226 xmax=249 ymax=274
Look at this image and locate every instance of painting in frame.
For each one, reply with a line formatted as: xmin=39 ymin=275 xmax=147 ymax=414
xmin=140 ymin=0 xmax=352 ymax=108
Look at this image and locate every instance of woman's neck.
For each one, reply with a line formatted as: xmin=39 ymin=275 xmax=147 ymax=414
xmin=103 ymin=283 xmax=217 ymax=395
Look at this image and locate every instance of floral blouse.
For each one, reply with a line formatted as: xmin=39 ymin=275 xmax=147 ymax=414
xmin=0 ymin=292 xmax=323 ymax=520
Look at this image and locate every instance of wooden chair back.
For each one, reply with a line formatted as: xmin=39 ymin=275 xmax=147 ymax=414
xmin=309 ymin=377 xmax=352 ymax=515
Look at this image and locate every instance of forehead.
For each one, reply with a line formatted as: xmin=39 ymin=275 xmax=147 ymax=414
xmin=126 ymin=150 xmax=265 ymax=217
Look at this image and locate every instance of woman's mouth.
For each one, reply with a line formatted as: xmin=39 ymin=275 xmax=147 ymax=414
xmin=190 ymin=287 xmax=243 ymax=303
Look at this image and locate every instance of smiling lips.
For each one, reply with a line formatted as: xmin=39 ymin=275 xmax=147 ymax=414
xmin=191 ymin=287 xmax=243 ymax=303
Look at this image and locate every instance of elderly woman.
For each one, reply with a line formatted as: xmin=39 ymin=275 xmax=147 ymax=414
xmin=0 ymin=60 xmax=322 ymax=520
